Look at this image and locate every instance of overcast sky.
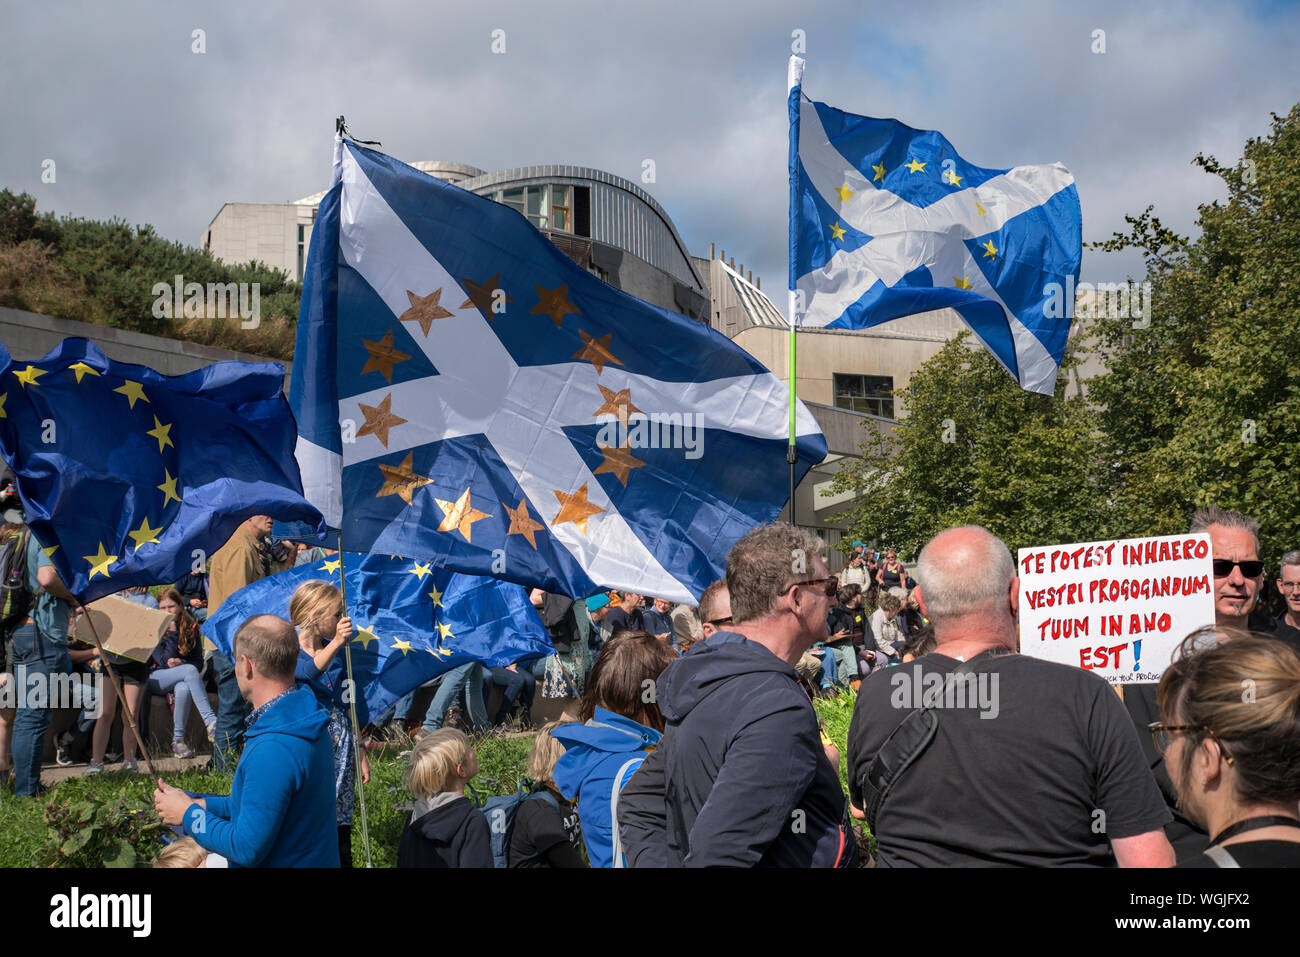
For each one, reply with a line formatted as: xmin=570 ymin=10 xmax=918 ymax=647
xmin=3 ymin=0 xmax=1297 ymax=298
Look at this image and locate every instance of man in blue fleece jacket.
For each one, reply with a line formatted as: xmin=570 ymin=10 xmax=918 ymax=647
xmin=154 ymin=614 xmax=338 ymax=867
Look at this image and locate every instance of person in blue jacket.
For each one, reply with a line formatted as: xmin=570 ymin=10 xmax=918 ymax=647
xmin=153 ymin=614 xmax=339 ymax=868
xmin=552 ymin=630 xmax=679 ymax=867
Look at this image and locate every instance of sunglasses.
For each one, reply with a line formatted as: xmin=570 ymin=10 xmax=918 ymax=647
xmin=1212 ymin=559 xmax=1263 ymax=578
xmin=706 ymin=615 xmax=733 ymax=627
xmin=789 ymin=576 xmax=838 ymax=597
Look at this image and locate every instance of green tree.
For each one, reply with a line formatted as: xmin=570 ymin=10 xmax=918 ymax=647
xmin=825 ymin=332 xmax=1107 ymax=560
xmin=1090 ymin=104 xmax=1300 ymax=565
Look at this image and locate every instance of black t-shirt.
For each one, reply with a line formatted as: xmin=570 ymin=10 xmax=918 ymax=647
xmin=847 ymin=651 xmax=1172 ymax=867
xmin=509 ymin=789 xmax=585 ymax=868
xmin=538 ymin=593 xmax=578 ymax=654
xmin=604 ymin=607 xmax=643 ymax=636
xmin=1271 ymin=615 xmax=1300 ymax=656
xmin=1122 ymin=683 xmax=1209 ymax=860
xmin=1178 ymin=840 xmax=1300 ymax=868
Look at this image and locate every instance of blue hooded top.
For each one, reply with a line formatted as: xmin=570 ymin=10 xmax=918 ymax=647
xmin=183 ymin=685 xmax=339 ymax=867
xmin=552 ymin=707 xmax=660 ymax=868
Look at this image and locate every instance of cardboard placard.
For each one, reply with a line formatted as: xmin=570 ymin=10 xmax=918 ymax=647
xmin=70 ymin=595 xmax=174 ymax=664
xmin=1017 ymin=533 xmax=1216 ymax=683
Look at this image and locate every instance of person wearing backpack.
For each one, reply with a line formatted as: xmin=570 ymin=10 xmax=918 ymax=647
xmin=397 ymin=728 xmax=492 ymax=868
xmin=507 ymin=721 xmax=585 ymax=868
xmin=1 ymin=509 xmax=75 ymax=797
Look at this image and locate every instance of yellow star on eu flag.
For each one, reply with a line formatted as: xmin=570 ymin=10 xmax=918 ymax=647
xmin=982 ymin=240 xmax=998 ymax=259
xmin=146 ymin=416 xmax=174 ymax=453
xmin=68 ymin=362 xmax=100 ymax=384
xmin=353 ymin=627 xmax=379 ymax=650
xmin=829 ymin=221 xmax=846 ymax=242
xmin=127 ymin=517 xmax=163 ymax=549
xmin=953 ymin=276 xmax=973 ymax=290
xmin=872 ymin=162 xmax=887 ymax=182
xmin=427 ymin=584 xmax=444 ymax=609
xmin=84 ymin=542 xmax=117 ymax=580
xmin=943 ymin=168 xmax=963 ymax=187
xmin=835 ymin=183 xmax=855 ymax=204
xmin=157 ymin=469 xmax=182 ymax=507
xmin=13 ymin=365 xmax=46 ymax=388
xmin=0 ymin=393 xmax=6 ymax=419
xmin=114 ymin=380 xmax=149 ymax=409
xmin=391 ymin=639 xmax=414 ymax=656
xmin=905 ymin=158 xmax=927 ymax=174
xmin=410 ymin=562 xmax=432 ymax=582
xmin=975 ymin=200 xmax=987 ymax=216
xmin=322 ymin=558 xmax=342 ymax=575
xmin=437 ymin=622 xmax=455 ymax=642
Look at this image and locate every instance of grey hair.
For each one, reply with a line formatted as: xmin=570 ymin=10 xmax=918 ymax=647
xmin=1280 ymin=551 xmax=1300 ymax=572
xmin=726 ymin=523 xmax=826 ymax=624
xmin=1189 ymin=505 xmax=1260 ymax=552
xmin=916 ymin=526 xmax=1016 ymax=622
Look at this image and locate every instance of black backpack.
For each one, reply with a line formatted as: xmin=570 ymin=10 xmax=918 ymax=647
xmin=0 ymin=530 xmax=35 ymax=639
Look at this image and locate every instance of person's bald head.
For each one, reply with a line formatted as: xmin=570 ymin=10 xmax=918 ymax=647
xmin=232 ymin=613 xmax=299 ymax=682
xmin=916 ymin=526 xmax=1017 ymax=632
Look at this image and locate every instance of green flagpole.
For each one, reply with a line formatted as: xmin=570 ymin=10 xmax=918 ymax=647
xmin=335 ymin=536 xmax=373 ymax=868
xmin=787 ymin=55 xmax=805 ymax=525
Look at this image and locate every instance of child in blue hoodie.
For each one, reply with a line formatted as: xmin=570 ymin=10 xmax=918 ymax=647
xmin=553 ymin=630 xmax=679 ymax=867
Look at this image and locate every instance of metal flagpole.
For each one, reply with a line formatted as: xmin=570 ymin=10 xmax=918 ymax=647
xmin=334 ymin=536 xmax=373 ymax=867
xmin=787 ymin=55 xmax=805 ymax=527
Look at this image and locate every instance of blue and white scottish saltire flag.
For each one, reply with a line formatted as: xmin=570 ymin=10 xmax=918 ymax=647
xmin=200 ymin=553 xmax=554 ymax=725
xmin=0 ymin=338 xmax=324 ymax=603
xmin=788 ymin=57 xmax=1082 ymax=395
xmin=291 ymin=138 xmax=827 ymax=604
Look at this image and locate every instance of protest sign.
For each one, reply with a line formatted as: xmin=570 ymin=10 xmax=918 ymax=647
xmin=1017 ymin=533 xmax=1215 ymax=683
xmin=70 ymin=595 xmax=173 ymax=663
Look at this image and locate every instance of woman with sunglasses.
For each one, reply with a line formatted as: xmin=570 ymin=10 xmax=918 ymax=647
xmin=1153 ymin=631 xmax=1300 ymax=867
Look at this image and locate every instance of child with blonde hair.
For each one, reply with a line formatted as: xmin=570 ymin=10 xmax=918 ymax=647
xmin=397 ymin=728 xmax=493 ymax=867
xmin=509 ymin=721 xmax=585 ymax=867
xmin=154 ymin=836 xmax=209 ymax=868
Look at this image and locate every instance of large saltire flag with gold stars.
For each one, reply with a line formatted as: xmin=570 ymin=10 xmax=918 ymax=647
xmin=200 ymin=553 xmax=553 ymax=725
xmin=291 ymin=137 xmax=827 ymax=604
xmin=787 ymin=56 xmax=1081 ymax=395
xmin=0 ymin=338 xmax=324 ymax=603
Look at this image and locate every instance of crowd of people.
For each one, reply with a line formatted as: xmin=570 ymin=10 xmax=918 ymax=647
xmin=2 ymin=469 xmax=1299 ymax=867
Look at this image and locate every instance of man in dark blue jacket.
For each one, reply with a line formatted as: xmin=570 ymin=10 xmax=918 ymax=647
xmin=619 ymin=523 xmax=858 ymax=867
xmin=154 ymin=614 xmax=338 ymax=867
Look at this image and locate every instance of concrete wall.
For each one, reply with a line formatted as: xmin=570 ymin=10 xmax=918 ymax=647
xmin=204 ymin=202 xmax=315 ymax=279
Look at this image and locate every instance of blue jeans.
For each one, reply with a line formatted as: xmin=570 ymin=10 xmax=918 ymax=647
xmin=147 ymin=664 xmax=217 ymax=740
xmin=487 ymin=665 xmax=535 ymax=724
xmin=828 ymin=641 xmax=858 ymax=684
xmin=421 ymin=662 xmax=490 ymax=734
xmin=210 ymin=650 xmax=251 ymax=770
xmin=8 ymin=625 xmax=71 ymax=796
xmin=818 ymin=648 xmax=838 ymax=689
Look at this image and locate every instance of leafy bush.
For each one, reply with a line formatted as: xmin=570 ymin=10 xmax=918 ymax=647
xmin=40 ymin=782 xmax=166 ymax=868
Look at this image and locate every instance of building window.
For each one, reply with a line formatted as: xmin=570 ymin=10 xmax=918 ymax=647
xmin=497 ymin=185 xmax=580 ymax=234
xmin=297 ymin=224 xmax=306 ymax=281
xmin=834 ymin=373 xmax=894 ymax=418
xmin=551 ymin=185 xmax=571 ymax=232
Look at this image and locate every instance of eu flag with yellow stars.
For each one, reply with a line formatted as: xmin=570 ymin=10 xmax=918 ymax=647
xmin=0 ymin=338 xmax=324 ymax=603
xmin=292 ymin=137 xmax=826 ymax=604
xmin=200 ymin=552 xmax=553 ymax=725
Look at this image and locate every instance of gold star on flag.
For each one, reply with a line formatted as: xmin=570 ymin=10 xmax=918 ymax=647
xmin=43 ymin=544 xmax=58 ymax=559
xmin=127 ymin=517 xmax=163 ymax=549
xmin=437 ymin=622 xmax=455 ymax=642
xmin=953 ymin=276 xmax=973 ymax=290
xmin=530 ymin=283 xmax=579 ymax=327
xmin=594 ymin=445 xmax=645 ymax=487
xmin=829 ymin=221 xmax=846 ymax=242
xmin=459 ymin=274 xmax=513 ymax=321
xmin=114 ymin=380 xmax=149 ymax=408
xmin=84 ymin=542 xmax=117 ymax=580
xmin=13 ymin=365 xmax=46 ymax=388
xmin=322 ymin=558 xmax=342 ymax=575
xmin=391 ymin=638 xmax=414 ymax=656
xmin=975 ymin=200 xmax=987 ymax=216
xmin=982 ymin=240 xmax=998 ymax=259
xmin=0 ymin=393 xmax=6 ymax=419
xmin=146 ymin=415 xmax=174 ymax=453
xmin=357 ymin=393 xmax=407 ymax=448
xmin=573 ymin=330 xmax=622 ymax=376
xmin=427 ymin=584 xmax=444 ymax=609
xmin=434 ymin=488 xmax=491 ymax=542
xmin=503 ymin=498 xmax=545 ymax=549
xmin=594 ymin=384 xmax=643 ymax=430
xmin=872 ymin=162 xmax=887 ymax=181
xmin=428 ymin=643 xmax=451 ymax=659
xmin=157 ymin=469 xmax=182 ymax=507
xmin=360 ymin=329 xmax=412 ymax=383
xmin=400 ymin=287 xmax=454 ymax=336
xmin=68 ymin=362 xmax=100 ymax=384
xmin=943 ymin=169 xmax=963 ymax=187
xmin=410 ymin=562 xmax=432 ymax=581
xmin=905 ymin=158 xmax=927 ymax=174
xmin=353 ymin=627 xmax=379 ymax=650
xmin=376 ymin=453 xmax=432 ymax=506
xmin=551 ymin=483 xmax=605 ymax=535
xmin=835 ymin=183 xmax=855 ymax=203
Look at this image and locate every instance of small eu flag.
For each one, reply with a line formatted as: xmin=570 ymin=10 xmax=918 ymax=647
xmin=0 ymin=338 xmax=324 ymax=602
